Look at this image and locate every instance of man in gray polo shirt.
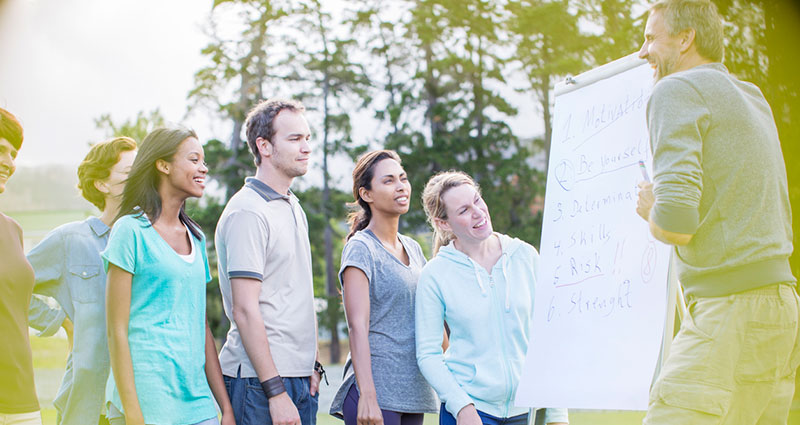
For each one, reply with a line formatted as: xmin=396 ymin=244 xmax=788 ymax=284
xmin=216 ymin=99 xmax=321 ymax=425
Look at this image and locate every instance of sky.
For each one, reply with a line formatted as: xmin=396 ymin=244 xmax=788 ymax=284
xmin=0 ymin=0 xmax=214 ymax=167
xmin=0 ymin=0 xmax=546 ymax=188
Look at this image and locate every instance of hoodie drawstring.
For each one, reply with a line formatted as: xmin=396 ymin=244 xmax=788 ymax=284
xmin=501 ymin=254 xmax=510 ymax=312
xmin=469 ymin=254 xmax=510 ymax=312
xmin=468 ymin=257 xmax=488 ymax=296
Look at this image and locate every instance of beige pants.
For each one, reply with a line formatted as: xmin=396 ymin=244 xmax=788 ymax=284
xmin=0 ymin=412 xmax=41 ymax=425
xmin=645 ymin=283 xmax=800 ymax=424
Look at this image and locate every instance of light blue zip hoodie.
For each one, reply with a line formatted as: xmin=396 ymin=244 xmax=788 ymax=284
xmin=415 ymin=233 xmax=568 ymax=423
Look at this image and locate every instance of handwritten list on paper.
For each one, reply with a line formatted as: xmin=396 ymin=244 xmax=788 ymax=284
xmin=516 ymin=60 xmax=672 ymax=411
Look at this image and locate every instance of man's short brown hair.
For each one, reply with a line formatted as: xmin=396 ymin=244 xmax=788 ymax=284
xmin=244 ymin=99 xmax=306 ymax=166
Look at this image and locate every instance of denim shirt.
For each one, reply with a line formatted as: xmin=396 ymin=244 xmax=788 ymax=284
xmin=27 ymin=216 xmax=111 ymax=425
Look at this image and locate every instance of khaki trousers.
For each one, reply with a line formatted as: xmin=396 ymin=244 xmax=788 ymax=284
xmin=645 ymin=283 xmax=800 ymax=425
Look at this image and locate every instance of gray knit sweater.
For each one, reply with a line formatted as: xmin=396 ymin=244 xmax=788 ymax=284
xmin=647 ymin=62 xmax=794 ymax=297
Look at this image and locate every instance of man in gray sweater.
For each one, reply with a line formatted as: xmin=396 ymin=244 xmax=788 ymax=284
xmin=635 ymin=0 xmax=798 ymax=423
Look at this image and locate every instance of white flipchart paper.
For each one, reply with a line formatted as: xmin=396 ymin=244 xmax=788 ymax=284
xmin=515 ymin=54 xmax=672 ymax=410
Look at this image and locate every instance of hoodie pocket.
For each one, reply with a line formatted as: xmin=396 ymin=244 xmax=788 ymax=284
xmin=470 ymin=362 xmax=507 ymax=403
xmin=446 ymin=360 xmax=476 ymax=386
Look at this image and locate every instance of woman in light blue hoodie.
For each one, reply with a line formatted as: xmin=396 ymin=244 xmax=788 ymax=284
xmin=416 ymin=171 xmax=568 ymax=425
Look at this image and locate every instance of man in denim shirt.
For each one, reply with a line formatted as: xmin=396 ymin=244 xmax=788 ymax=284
xmin=28 ymin=137 xmax=136 ymax=425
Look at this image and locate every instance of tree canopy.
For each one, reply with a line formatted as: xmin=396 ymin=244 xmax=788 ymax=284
xmin=111 ymin=0 xmax=798 ymax=362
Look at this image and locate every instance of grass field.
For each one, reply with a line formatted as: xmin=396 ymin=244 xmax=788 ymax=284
xmin=6 ymin=209 xmax=93 ymax=251
xmin=7 ymin=209 xmax=90 ymax=230
xmin=32 ymin=334 xmax=648 ymax=425
xmin=30 ymin=334 xmax=800 ymax=425
xmin=30 ymin=335 xmax=67 ymax=424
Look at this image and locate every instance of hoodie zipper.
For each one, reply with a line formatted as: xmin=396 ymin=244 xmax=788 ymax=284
xmin=453 ymin=238 xmax=518 ymax=418
xmin=488 ymin=268 xmax=513 ymax=418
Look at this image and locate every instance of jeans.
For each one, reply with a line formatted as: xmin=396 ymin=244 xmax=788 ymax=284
xmin=224 ymin=371 xmax=318 ymax=425
xmin=438 ymin=404 xmax=528 ymax=425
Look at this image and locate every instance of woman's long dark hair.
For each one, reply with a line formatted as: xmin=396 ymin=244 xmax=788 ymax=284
xmin=346 ymin=149 xmax=402 ymax=241
xmin=114 ymin=126 xmax=202 ymax=240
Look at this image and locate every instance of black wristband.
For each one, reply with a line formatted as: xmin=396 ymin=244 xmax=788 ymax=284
xmin=314 ymin=361 xmax=329 ymax=385
xmin=261 ymin=376 xmax=286 ymax=398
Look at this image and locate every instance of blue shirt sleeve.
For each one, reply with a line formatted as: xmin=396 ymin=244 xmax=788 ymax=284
xmin=28 ymin=295 xmax=66 ymax=337
xmin=102 ymin=216 xmax=139 ymax=274
xmin=26 ymin=227 xmax=70 ymax=334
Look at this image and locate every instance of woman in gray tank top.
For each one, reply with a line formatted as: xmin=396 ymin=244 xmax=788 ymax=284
xmin=329 ymin=150 xmax=438 ymax=425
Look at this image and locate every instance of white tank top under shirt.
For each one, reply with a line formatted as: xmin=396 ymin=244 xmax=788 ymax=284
xmin=178 ymin=224 xmax=196 ymax=263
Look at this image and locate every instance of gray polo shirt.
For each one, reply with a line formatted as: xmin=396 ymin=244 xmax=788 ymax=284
xmin=215 ymin=177 xmax=317 ymax=378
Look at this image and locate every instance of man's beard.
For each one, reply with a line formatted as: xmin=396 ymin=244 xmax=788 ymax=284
xmin=656 ymin=54 xmax=678 ymax=81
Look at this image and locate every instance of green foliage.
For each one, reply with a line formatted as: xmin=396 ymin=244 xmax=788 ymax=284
xmin=286 ymin=0 xmax=371 ymax=362
xmin=203 ymin=138 xmax=256 ymax=192
xmin=176 ymin=0 xmax=800 ymax=352
xmin=577 ymin=0 xmax=646 ymax=65
xmin=184 ymin=199 xmax=229 ymax=335
xmin=190 ymin=0 xmax=292 ymax=116
xmin=294 ymin=187 xmax=351 ymax=296
xmin=295 ymin=187 xmax=351 ymax=333
xmin=355 ymin=0 xmax=548 ymax=248
xmin=711 ymin=0 xmax=800 ymax=277
xmin=94 ymin=108 xmax=166 ymax=143
xmin=190 ymin=0 xmax=294 ymax=199
xmin=508 ymin=0 xmax=590 ymax=174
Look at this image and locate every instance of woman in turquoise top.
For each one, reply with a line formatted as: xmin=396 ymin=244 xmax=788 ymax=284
xmin=103 ymin=126 xmax=234 ymax=425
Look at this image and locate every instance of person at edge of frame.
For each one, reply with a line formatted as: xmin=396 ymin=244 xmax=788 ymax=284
xmin=635 ymin=0 xmax=799 ymax=423
xmin=0 ymin=107 xmax=43 ymax=425
xmin=27 ymin=136 xmax=137 ymax=425
xmin=214 ymin=98 xmax=322 ymax=425
xmin=416 ymin=170 xmax=569 ymax=425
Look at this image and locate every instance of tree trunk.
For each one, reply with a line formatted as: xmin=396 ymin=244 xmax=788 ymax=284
xmin=540 ymin=36 xmax=553 ymax=178
xmin=226 ymin=69 xmax=251 ymax=201
xmin=321 ymin=46 xmax=341 ymax=365
xmin=541 ymin=77 xmax=552 ymax=176
xmin=424 ymin=43 xmax=442 ymax=144
xmin=474 ymin=40 xmax=485 ymax=141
